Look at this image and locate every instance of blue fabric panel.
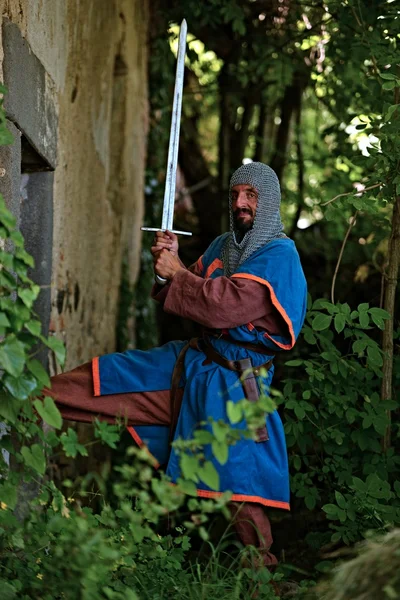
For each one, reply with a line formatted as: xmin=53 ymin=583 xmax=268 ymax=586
xmin=99 ymin=340 xmax=187 ymax=395
xmin=133 ymin=425 xmax=170 ymax=466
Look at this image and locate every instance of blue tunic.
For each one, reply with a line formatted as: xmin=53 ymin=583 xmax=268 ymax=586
xmin=95 ymin=236 xmax=307 ymax=509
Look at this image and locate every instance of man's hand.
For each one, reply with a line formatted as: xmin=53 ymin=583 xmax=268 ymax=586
xmin=154 ymin=249 xmax=184 ymax=280
xmin=151 ymin=231 xmax=179 ymax=257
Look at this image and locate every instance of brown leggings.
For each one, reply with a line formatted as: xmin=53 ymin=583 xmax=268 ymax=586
xmin=46 ymin=362 xmax=277 ymax=567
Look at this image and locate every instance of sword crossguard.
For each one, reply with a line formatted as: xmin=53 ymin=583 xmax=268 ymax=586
xmin=141 ymin=227 xmax=192 ymax=236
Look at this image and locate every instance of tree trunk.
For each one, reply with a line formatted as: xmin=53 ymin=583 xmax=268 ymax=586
xmin=381 ymin=194 xmax=400 ymax=451
xmin=270 ymin=73 xmax=306 ymax=182
xmin=289 ymin=100 xmax=304 ymax=238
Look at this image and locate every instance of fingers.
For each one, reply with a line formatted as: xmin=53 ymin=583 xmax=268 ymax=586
xmin=164 ymin=230 xmax=178 ymax=242
xmin=150 ymin=231 xmax=178 ymax=256
xmin=151 ymin=242 xmax=171 ymax=255
xmin=151 ymin=232 xmax=172 ymax=255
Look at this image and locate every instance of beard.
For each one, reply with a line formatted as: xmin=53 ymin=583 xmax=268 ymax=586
xmin=233 ymin=209 xmax=254 ymax=237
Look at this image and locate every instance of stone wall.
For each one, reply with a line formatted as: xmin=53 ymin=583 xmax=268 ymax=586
xmin=0 ymin=0 xmax=149 ymax=370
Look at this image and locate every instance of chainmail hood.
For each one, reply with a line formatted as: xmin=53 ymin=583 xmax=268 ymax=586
xmin=221 ymin=162 xmax=285 ymax=276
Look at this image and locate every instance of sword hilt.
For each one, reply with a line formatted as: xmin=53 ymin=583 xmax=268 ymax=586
xmin=141 ymin=227 xmax=192 ymax=236
xmin=141 ymin=226 xmax=192 ymax=286
xmin=155 ymin=274 xmax=168 ymax=286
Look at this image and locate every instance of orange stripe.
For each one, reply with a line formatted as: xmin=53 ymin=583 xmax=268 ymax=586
xmin=170 ymin=483 xmax=289 ymax=510
xmin=205 ymin=258 xmax=224 ymax=278
xmin=127 ymin=426 xmax=160 ymax=469
xmin=247 ymin=322 xmax=255 ymax=331
xmin=197 ymin=255 xmax=204 ymax=273
xmin=92 ymin=357 xmax=100 ymax=397
xmin=232 ymin=273 xmax=295 ymax=350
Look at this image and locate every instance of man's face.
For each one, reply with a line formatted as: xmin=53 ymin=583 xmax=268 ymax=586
xmin=231 ymin=184 xmax=258 ymax=234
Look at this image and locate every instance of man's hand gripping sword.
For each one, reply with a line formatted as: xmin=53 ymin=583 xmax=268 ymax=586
xmin=141 ymin=19 xmax=191 ymax=285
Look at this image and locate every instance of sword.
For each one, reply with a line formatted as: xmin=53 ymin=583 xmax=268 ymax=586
xmin=141 ymin=19 xmax=192 ymax=285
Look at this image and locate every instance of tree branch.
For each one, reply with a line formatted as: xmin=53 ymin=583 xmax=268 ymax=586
xmin=331 ymin=212 xmax=359 ymax=304
xmin=322 ymin=183 xmax=382 ymax=207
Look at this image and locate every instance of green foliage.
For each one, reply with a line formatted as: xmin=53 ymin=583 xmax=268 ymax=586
xmin=283 ymin=296 xmax=399 ymax=546
xmin=0 ymin=124 xmax=279 ymax=597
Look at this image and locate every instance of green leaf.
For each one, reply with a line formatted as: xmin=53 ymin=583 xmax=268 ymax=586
xmin=33 ymin=396 xmax=62 ymax=429
xmin=0 ymin=481 xmax=17 ymax=510
xmin=9 ymin=229 xmax=24 ymax=247
xmin=380 ymin=72 xmax=396 ymax=80
xmin=334 ymin=313 xmax=346 ymax=333
xmin=294 ymin=405 xmax=305 ymax=419
xmin=18 ymin=286 xmax=40 ymax=309
xmin=303 ymin=329 xmax=316 ymax=344
xmin=367 ymin=345 xmax=383 ymax=367
xmin=94 ymin=419 xmax=120 ymax=448
xmin=352 ymin=338 xmax=368 ymax=354
xmin=177 ymin=479 xmax=197 ymax=496
xmin=312 ymin=300 xmax=337 ymax=313
xmin=312 ymin=314 xmax=332 ymax=331
xmin=322 ymin=503 xmax=338 ymax=517
xmin=21 ymin=444 xmax=46 ymax=475
xmin=0 ymin=336 xmax=26 ymax=377
xmin=369 ymin=307 xmax=390 ymax=320
xmin=193 ymin=430 xmax=214 ymax=445
xmin=358 ymin=303 xmax=369 ymax=312
xmin=45 ymin=336 xmax=66 ymax=366
xmin=180 ymin=453 xmax=200 ymax=482
xmin=27 ymin=359 xmax=50 ymax=388
xmin=0 ymin=199 xmax=16 ymax=230
xmin=14 ymin=247 xmax=34 ymax=267
xmin=25 ymin=320 xmax=42 ymax=336
xmin=0 ymin=270 xmax=16 ymax=290
xmin=198 ymin=461 xmax=219 ymax=490
xmin=212 ymin=440 xmax=229 ymax=465
xmin=305 ymin=495 xmax=316 ymax=510
xmin=4 ymin=373 xmax=37 ymax=400
xmin=285 ymin=359 xmax=303 ymax=367
xmin=335 ymin=491 xmax=347 ymax=509
xmin=0 ymin=391 xmax=21 ymax=423
xmin=382 ymin=80 xmax=395 ymax=90
xmin=227 ymin=400 xmax=242 ymax=424
xmin=359 ymin=311 xmax=370 ymax=328
xmin=386 ymin=104 xmax=399 ymax=120
xmin=212 ymin=421 xmax=227 ymax=442
xmin=61 ymin=428 xmax=88 ymax=458
xmin=0 ymin=312 xmax=10 ymax=327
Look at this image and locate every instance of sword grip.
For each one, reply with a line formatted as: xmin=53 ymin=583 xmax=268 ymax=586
xmin=155 ymin=273 xmax=168 ymax=286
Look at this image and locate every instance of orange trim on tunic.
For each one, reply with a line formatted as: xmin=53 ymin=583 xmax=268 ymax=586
xmin=247 ymin=322 xmax=255 ymax=331
xmin=127 ymin=426 xmax=160 ymax=469
xmin=231 ymin=273 xmax=295 ymax=349
xmin=197 ymin=255 xmax=204 ymax=274
xmin=205 ymin=258 xmax=224 ymax=279
xmin=92 ymin=357 xmax=101 ymax=397
xmin=196 ymin=489 xmax=290 ymax=510
xmin=170 ymin=483 xmax=289 ymax=510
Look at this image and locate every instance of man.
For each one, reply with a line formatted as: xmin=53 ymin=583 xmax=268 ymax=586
xmin=47 ymin=162 xmax=307 ymax=567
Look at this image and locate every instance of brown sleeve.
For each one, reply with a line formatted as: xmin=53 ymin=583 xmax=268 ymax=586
xmin=151 ymin=256 xmax=203 ymax=305
xmin=163 ymin=268 xmax=286 ymax=334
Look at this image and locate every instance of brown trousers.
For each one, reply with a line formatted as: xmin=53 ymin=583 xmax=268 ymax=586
xmin=46 ymin=362 xmax=277 ymax=567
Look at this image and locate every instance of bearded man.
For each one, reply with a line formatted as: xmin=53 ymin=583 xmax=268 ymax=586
xmin=47 ymin=162 xmax=307 ymax=567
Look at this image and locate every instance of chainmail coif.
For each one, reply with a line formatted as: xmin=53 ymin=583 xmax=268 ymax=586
xmin=221 ymin=162 xmax=285 ymax=277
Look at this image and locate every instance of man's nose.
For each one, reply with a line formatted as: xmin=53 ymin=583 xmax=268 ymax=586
xmin=235 ymin=193 xmax=247 ymax=207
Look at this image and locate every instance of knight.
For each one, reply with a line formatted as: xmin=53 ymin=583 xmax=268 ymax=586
xmin=47 ymin=161 xmax=307 ymax=569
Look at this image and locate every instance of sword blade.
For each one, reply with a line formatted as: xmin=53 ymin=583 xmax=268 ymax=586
xmin=161 ymin=19 xmax=187 ymax=231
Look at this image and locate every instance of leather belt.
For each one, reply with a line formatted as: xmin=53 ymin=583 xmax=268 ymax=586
xmin=170 ymin=336 xmax=274 ymax=444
